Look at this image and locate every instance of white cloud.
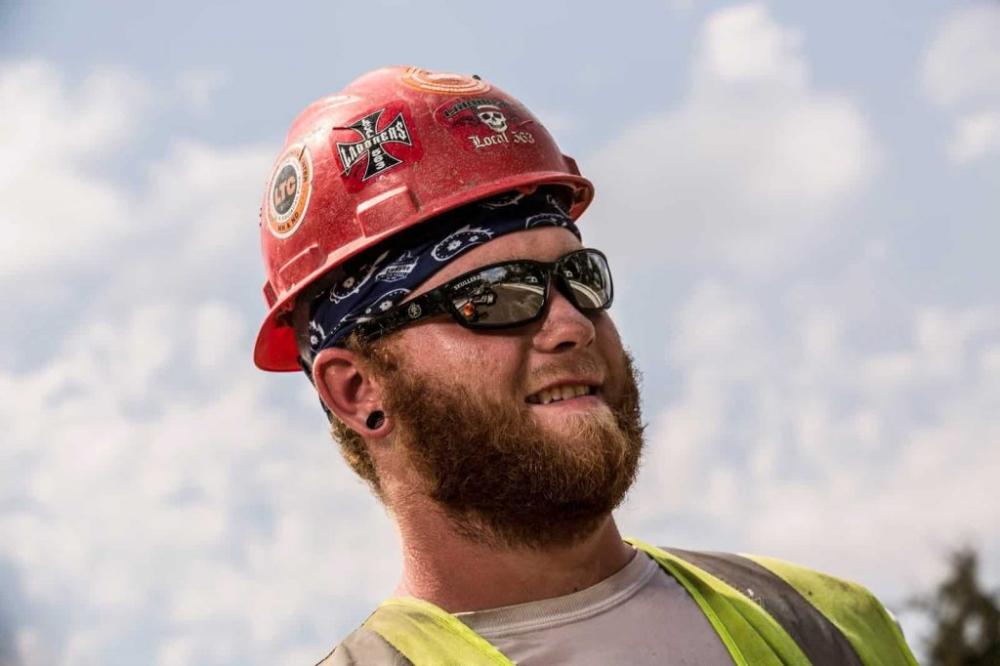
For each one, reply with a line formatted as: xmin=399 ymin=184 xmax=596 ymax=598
xmin=947 ymin=110 xmax=1000 ymax=163
xmin=0 ymin=60 xmax=147 ymax=160
xmin=0 ymin=61 xmax=148 ymax=279
xmin=697 ymin=3 xmax=805 ymax=88
xmin=0 ymin=59 xmax=270 ymax=294
xmin=175 ymin=70 xmax=227 ymax=112
xmin=103 ymin=138 xmax=273 ymax=309
xmin=922 ymin=5 xmax=1000 ymax=164
xmin=0 ymin=58 xmax=393 ymax=665
xmin=665 ymin=0 xmax=697 ymax=14
xmin=142 ymin=139 xmax=271 ymax=256
xmin=922 ymin=5 xmax=1000 ymax=109
xmin=619 ymin=269 xmax=1000 ymax=648
xmin=0 ymin=300 xmax=400 ymax=666
xmin=584 ymin=2 xmax=880 ymax=274
xmin=531 ymin=107 xmax=577 ymax=136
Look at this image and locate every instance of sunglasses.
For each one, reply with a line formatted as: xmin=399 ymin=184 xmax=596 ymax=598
xmin=352 ymin=248 xmax=614 ymax=342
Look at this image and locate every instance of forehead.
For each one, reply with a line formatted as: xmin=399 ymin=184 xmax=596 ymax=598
xmin=413 ymin=226 xmax=584 ymax=296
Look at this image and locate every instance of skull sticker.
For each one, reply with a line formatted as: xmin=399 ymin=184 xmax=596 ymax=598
xmin=476 ymin=104 xmax=507 ymax=133
xmin=434 ymin=97 xmax=536 ymax=152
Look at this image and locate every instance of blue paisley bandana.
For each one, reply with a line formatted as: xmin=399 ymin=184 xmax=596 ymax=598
xmin=306 ymin=188 xmax=579 ymax=359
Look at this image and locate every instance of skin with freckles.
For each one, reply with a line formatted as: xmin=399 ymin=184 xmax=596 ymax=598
xmin=312 ymin=226 xmax=646 ymax=612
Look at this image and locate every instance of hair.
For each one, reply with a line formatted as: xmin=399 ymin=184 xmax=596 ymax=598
xmin=330 ymin=416 xmax=379 ymax=492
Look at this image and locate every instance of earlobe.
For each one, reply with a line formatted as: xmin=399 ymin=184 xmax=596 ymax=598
xmin=312 ymin=348 xmax=392 ymax=437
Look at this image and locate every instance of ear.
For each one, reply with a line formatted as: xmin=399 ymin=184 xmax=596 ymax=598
xmin=312 ymin=347 xmax=393 ymax=438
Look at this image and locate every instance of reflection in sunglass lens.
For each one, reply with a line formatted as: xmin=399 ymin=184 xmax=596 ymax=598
xmin=446 ymin=251 xmax=611 ymax=329
xmin=451 ymin=265 xmax=546 ymax=325
xmin=560 ymin=252 xmax=612 ymax=310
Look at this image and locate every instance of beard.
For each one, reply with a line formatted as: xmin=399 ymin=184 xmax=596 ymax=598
xmin=374 ymin=346 xmax=645 ymax=549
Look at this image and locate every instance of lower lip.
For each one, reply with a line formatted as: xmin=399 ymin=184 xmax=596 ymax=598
xmin=528 ymin=394 xmax=604 ymax=411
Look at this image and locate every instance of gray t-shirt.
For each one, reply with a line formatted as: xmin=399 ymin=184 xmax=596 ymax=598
xmin=324 ymin=550 xmax=734 ymax=665
xmin=454 ymin=549 xmax=734 ymax=665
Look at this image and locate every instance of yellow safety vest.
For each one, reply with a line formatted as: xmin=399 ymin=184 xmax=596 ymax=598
xmin=327 ymin=538 xmax=918 ymax=665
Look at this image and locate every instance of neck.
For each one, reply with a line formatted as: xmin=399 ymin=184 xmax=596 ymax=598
xmin=390 ymin=498 xmax=634 ymax=612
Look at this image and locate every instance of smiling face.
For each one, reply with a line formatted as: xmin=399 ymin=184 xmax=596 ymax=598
xmin=365 ymin=226 xmax=645 ymax=548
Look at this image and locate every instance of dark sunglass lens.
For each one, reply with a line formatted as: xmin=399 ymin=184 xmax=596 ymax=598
xmin=560 ymin=252 xmax=612 ymax=310
xmin=449 ymin=265 xmax=546 ymax=326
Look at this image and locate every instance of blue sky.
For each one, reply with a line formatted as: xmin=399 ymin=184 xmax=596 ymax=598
xmin=2 ymin=1 xmax=998 ymax=664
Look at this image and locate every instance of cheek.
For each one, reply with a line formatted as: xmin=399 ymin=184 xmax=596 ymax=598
xmin=594 ymin=315 xmax=629 ymax=382
xmin=595 ymin=313 xmax=624 ymax=353
xmin=396 ymin=325 xmax=528 ymax=393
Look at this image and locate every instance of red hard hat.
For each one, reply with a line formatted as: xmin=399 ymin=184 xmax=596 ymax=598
xmin=253 ymin=66 xmax=594 ymax=372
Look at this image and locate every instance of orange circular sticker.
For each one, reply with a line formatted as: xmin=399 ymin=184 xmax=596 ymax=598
xmin=400 ymin=67 xmax=490 ymax=95
xmin=265 ymin=144 xmax=312 ymax=238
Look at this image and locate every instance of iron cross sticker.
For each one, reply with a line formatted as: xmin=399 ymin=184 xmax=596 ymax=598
xmin=333 ymin=102 xmax=423 ymax=192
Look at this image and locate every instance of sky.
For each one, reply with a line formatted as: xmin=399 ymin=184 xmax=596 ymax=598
xmin=1 ymin=0 xmax=998 ymax=663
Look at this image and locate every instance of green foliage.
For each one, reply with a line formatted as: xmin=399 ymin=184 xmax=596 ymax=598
xmin=912 ymin=547 xmax=1000 ymax=666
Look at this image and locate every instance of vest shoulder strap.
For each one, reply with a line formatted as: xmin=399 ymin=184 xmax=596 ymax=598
xmin=747 ymin=553 xmax=918 ymax=666
xmin=662 ymin=546 xmax=863 ymax=665
xmin=628 ymin=538 xmax=918 ymax=666
xmin=362 ymin=597 xmax=514 ymax=666
xmin=316 ymin=624 xmax=413 ymax=665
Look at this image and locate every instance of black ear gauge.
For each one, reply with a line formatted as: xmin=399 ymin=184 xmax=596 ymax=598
xmin=366 ymin=410 xmax=386 ymax=430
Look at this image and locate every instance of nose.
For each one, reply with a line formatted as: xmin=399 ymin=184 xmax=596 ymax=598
xmin=532 ymin=286 xmax=596 ymax=353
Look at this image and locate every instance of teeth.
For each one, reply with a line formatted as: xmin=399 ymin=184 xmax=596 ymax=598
xmin=530 ymin=384 xmax=592 ymax=405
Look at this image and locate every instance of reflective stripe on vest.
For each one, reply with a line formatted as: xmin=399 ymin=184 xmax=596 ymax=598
xmin=744 ymin=552 xmax=917 ymax=666
xmin=354 ymin=538 xmax=917 ymax=665
xmin=364 ymin=597 xmax=512 ymax=666
xmin=657 ymin=546 xmax=862 ymax=664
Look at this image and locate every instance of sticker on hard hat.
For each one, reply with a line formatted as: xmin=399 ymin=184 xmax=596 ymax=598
xmin=332 ymin=103 xmax=423 ymax=193
xmin=265 ymin=144 xmax=312 ymax=238
xmin=435 ymin=97 xmax=537 ymax=153
xmin=400 ymin=67 xmax=490 ymax=95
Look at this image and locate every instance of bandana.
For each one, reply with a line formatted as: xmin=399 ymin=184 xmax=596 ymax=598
xmin=306 ymin=188 xmax=579 ymax=360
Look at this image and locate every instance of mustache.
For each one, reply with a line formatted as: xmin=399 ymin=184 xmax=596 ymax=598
xmin=527 ymin=353 xmax=608 ymax=387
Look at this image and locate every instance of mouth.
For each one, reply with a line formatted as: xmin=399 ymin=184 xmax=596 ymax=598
xmin=526 ymin=383 xmax=600 ymax=405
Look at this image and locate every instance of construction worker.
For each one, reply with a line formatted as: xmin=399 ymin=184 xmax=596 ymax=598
xmin=254 ymin=67 xmax=917 ymax=665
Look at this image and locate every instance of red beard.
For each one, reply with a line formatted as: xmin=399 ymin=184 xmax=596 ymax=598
xmin=377 ymin=348 xmax=645 ymax=548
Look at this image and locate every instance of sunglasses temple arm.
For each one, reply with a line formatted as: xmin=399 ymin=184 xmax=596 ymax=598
xmin=356 ymin=291 xmax=449 ymax=341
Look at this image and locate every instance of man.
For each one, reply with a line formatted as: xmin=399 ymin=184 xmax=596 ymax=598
xmin=254 ymin=67 xmax=917 ymax=665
